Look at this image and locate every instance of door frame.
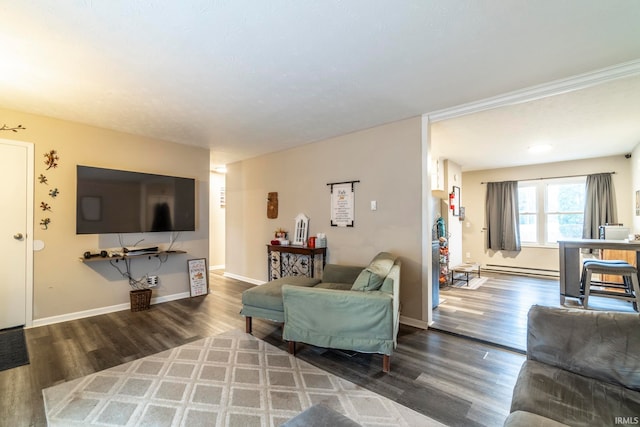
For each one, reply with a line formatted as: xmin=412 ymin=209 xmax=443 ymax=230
xmin=1 ymin=138 xmax=34 ymax=327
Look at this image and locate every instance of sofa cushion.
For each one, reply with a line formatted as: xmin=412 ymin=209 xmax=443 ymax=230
xmin=351 ymin=252 xmax=396 ymax=291
xmin=242 ymin=277 xmax=320 ymax=312
xmin=510 ymin=360 xmax=640 ymax=427
xmin=315 ymin=282 xmax=353 ymax=291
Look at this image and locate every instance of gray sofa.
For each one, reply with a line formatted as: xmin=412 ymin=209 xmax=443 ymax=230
xmin=505 ymin=305 xmax=640 ymax=426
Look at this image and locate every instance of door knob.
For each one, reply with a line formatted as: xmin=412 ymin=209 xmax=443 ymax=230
xmin=13 ymin=233 xmax=23 ymax=240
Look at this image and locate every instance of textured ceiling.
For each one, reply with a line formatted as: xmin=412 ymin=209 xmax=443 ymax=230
xmin=1 ymin=1 xmax=640 ymax=168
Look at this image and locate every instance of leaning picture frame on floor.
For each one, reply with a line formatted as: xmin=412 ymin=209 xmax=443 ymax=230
xmin=188 ymin=258 xmax=209 ymax=297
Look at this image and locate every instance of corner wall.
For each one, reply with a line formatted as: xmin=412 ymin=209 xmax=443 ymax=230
xmin=225 ymin=117 xmax=425 ymax=321
xmin=0 ymin=107 xmax=210 ymax=322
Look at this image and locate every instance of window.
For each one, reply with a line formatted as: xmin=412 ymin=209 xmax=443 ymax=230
xmin=518 ymin=177 xmax=585 ymax=245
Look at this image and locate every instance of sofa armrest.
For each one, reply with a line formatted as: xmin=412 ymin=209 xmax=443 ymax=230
xmin=282 ymin=285 xmax=394 ymax=354
xmin=527 ymin=305 xmax=640 ymax=390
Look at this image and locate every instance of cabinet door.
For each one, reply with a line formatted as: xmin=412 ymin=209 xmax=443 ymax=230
xmin=601 ymin=249 xmax=636 ymax=284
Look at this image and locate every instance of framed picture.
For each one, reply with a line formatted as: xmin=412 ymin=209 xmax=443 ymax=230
xmin=451 ymin=186 xmax=461 ymax=216
xmin=188 ymin=258 xmax=209 ymax=297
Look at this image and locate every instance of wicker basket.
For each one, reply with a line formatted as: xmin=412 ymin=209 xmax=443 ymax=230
xmin=130 ymin=289 xmax=152 ymax=312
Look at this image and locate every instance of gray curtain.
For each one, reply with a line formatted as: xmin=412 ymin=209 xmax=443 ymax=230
xmin=485 ymin=181 xmax=521 ymax=251
xmin=582 ymin=173 xmax=617 ymax=239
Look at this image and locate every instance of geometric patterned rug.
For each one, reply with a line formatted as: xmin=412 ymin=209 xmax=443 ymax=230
xmin=43 ymin=329 xmax=444 ymax=426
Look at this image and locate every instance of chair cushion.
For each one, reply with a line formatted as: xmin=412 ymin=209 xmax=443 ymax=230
xmin=314 ymin=282 xmax=353 ymax=290
xmin=351 ymin=252 xmax=396 ymax=291
xmin=242 ymin=277 xmax=320 ymax=312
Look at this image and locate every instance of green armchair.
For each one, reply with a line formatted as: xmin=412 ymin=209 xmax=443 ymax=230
xmin=282 ymin=255 xmax=400 ymax=372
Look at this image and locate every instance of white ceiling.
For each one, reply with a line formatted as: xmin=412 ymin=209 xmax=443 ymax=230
xmin=1 ymin=1 xmax=640 ymax=168
xmin=431 ymin=73 xmax=640 ymax=171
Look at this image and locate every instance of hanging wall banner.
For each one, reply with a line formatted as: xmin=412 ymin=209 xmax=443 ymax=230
xmin=330 ymin=182 xmax=356 ymax=227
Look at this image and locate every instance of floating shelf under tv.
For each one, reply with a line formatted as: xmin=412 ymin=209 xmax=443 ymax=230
xmin=80 ymin=250 xmax=186 ymax=263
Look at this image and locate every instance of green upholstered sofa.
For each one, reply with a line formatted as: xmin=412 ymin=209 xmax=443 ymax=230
xmin=504 ymin=305 xmax=640 ymax=426
xmin=240 ymin=252 xmax=400 ymax=372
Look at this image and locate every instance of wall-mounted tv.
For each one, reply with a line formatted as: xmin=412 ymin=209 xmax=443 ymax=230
xmin=76 ymin=165 xmax=196 ymax=234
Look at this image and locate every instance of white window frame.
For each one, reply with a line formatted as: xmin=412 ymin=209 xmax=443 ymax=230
xmin=518 ymin=177 xmax=586 ymax=247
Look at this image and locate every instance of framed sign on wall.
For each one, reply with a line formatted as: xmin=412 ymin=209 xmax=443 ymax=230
xmin=188 ymin=258 xmax=209 ymax=297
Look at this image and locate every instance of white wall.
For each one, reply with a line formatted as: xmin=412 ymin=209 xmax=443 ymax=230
xmin=225 ymin=117 xmax=425 ymax=321
xmin=462 ymin=155 xmax=632 ymax=273
xmin=633 ymin=144 xmax=640 ymax=234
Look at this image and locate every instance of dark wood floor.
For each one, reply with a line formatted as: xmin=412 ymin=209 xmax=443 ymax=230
xmin=432 ymin=271 xmax=637 ymax=352
xmin=0 ymin=271 xmax=526 ymax=427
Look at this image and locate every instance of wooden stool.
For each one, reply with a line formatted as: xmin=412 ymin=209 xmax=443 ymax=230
xmin=581 ymin=260 xmax=639 ymax=311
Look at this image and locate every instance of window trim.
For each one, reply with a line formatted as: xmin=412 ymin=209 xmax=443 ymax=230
xmin=518 ymin=176 xmax=586 ymax=247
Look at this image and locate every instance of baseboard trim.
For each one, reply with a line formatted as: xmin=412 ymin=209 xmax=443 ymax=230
xmin=209 ymin=264 xmax=225 ymax=270
xmin=222 ymin=272 xmax=264 ymax=286
xmin=400 ymin=316 xmax=428 ymax=330
xmin=30 ymin=291 xmax=192 ymax=328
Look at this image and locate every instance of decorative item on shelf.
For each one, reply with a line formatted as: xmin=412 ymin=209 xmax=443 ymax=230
xmin=0 ymin=124 xmax=26 ymax=132
xmin=316 ymin=233 xmax=327 ymax=248
xmin=274 ymin=227 xmax=287 ymax=239
xmin=293 ymin=213 xmax=309 ymax=246
xmin=44 ymin=149 xmax=59 ymax=170
xmin=38 ymin=174 xmax=48 ymax=184
xmin=307 ymin=236 xmax=316 ymax=248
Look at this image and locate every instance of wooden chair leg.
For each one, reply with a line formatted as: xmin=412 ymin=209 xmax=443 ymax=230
xmin=245 ymin=317 xmax=252 ymax=334
xmin=382 ymin=354 xmax=390 ymax=373
xmin=288 ymin=341 xmax=296 ymax=355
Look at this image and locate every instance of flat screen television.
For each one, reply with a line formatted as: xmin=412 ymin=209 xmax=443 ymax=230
xmin=76 ymin=165 xmax=196 ymax=234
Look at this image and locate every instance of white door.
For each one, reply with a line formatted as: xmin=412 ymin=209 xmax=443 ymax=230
xmin=0 ymin=139 xmax=33 ymax=329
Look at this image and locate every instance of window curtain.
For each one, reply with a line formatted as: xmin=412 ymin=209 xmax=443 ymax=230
xmin=485 ymin=181 xmax=521 ymax=251
xmin=582 ymin=173 xmax=617 ymax=239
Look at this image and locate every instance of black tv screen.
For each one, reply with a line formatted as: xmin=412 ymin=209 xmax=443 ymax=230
xmin=76 ymin=165 xmax=196 ymax=234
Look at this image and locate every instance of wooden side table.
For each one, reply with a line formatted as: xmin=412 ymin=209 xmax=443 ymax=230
xmin=267 ymin=245 xmax=326 ymax=280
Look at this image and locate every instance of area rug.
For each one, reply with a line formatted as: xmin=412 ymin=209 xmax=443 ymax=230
xmin=451 ymin=276 xmax=487 ymax=290
xmin=43 ymin=329 xmax=443 ymax=427
xmin=0 ymin=326 xmax=29 ymax=372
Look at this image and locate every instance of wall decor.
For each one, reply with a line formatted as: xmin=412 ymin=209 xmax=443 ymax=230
xmin=40 ymin=202 xmax=52 ymax=212
xmin=48 ymin=188 xmax=59 ymax=198
xmin=40 ymin=218 xmax=51 ymax=230
xmin=328 ymin=180 xmax=359 ymax=227
xmin=44 ymin=149 xmax=59 ymax=170
xmin=38 ymin=174 xmax=48 ymax=184
xmin=0 ymin=124 xmax=26 ymax=132
xmin=220 ymin=187 xmax=225 ymax=207
xmin=267 ymin=191 xmax=278 ymax=218
xmin=451 ymin=186 xmax=461 ymax=216
xmin=188 ymin=258 xmax=209 ymax=297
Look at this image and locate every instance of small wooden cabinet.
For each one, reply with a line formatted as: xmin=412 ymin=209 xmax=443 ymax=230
xmin=267 ymin=245 xmax=326 ymax=280
xmin=601 ymin=249 xmax=637 ymax=283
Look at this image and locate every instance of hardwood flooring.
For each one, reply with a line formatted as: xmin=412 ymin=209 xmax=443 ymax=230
xmin=0 ymin=271 xmax=526 ymax=427
xmin=432 ymin=271 xmax=637 ymax=352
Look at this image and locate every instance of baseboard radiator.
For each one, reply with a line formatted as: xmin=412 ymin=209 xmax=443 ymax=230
xmin=483 ymin=264 xmax=559 ymax=278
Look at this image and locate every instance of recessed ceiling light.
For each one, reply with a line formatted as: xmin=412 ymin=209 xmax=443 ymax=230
xmin=212 ymin=166 xmax=227 ymax=174
xmin=528 ymin=144 xmax=553 ymax=153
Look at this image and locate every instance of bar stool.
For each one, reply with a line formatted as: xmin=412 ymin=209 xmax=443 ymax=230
xmin=581 ymin=260 xmax=640 ymax=311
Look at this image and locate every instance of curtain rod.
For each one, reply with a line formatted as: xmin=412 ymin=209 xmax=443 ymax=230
xmin=481 ymin=171 xmax=615 ymax=185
